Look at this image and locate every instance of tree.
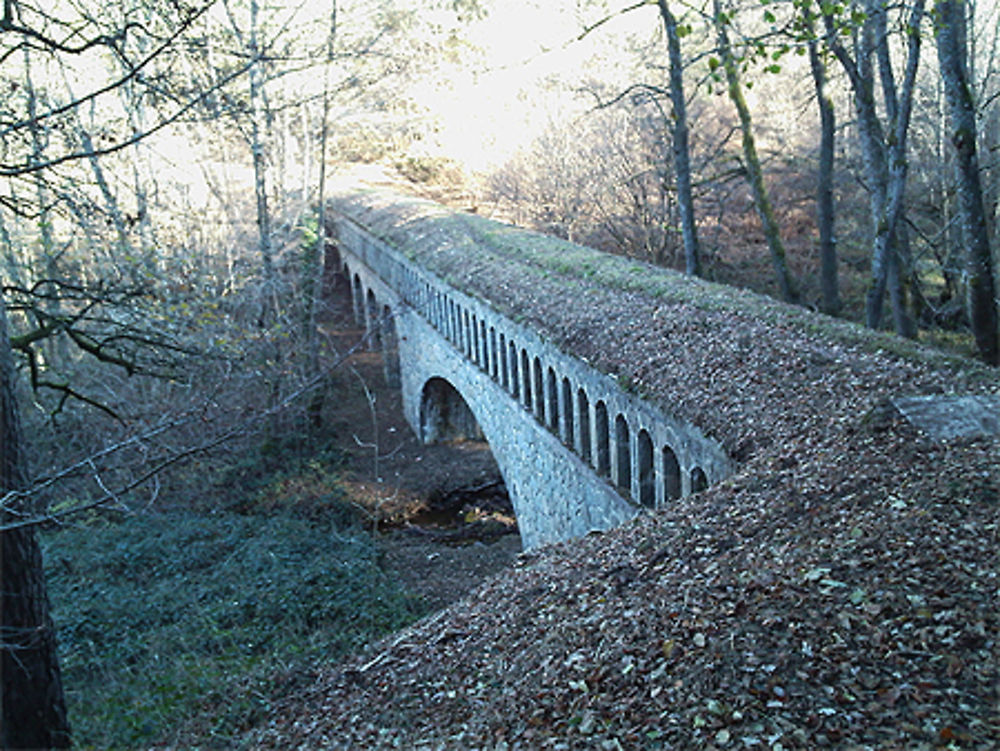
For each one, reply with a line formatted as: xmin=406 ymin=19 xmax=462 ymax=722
xmin=712 ymin=0 xmax=799 ymax=304
xmin=305 ymin=0 xmax=338 ymax=429
xmin=933 ymin=0 xmax=999 ymax=364
xmin=656 ymin=0 xmax=701 ymax=276
xmin=223 ymin=0 xmax=277 ymax=314
xmin=802 ymin=0 xmax=841 ymax=315
xmin=824 ymin=0 xmax=926 ymax=334
xmin=1 ymin=295 xmax=70 ymax=749
xmin=0 ymin=3 xmax=212 ymax=744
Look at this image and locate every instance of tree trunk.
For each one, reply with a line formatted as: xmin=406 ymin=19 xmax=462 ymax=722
xmin=1 ymin=295 xmax=71 ymax=750
xmin=935 ymin=0 xmax=999 ymax=364
xmin=714 ymin=0 xmax=798 ymax=304
xmin=806 ymin=7 xmax=840 ymax=315
xmin=656 ymin=0 xmax=701 ymax=277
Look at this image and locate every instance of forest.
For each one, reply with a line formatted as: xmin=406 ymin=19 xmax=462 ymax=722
xmin=1 ymin=0 xmax=997 ymax=747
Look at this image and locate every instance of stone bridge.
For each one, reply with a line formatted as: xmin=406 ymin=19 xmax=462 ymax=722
xmin=328 ymin=188 xmax=731 ymax=549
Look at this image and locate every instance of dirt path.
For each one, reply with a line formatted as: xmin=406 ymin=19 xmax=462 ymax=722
xmin=319 ymin=287 xmax=521 ymax=610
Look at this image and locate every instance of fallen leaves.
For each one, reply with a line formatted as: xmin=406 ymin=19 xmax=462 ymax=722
xmin=229 ymin=193 xmax=1000 ymax=750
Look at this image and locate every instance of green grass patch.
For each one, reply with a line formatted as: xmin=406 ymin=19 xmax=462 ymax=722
xmin=43 ymin=509 xmax=427 ymax=749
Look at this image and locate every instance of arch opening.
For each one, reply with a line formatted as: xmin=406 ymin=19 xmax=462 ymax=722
xmin=578 ymin=389 xmax=591 ymax=462
xmin=381 ymin=304 xmax=400 ymax=387
xmin=471 ymin=314 xmax=479 ymax=363
xmin=521 ymin=349 xmax=532 ymax=409
xmin=615 ymin=414 xmax=631 ymax=496
xmin=489 ymin=327 xmax=498 ymax=379
xmin=509 ymin=341 xmax=519 ymax=398
xmin=328 ymin=252 xmax=347 ymax=297
xmin=663 ymin=446 xmax=681 ymax=501
xmin=532 ymin=356 xmax=544 ymax=419
xmin=366 ymin=288 xmax=380 ymax=348
xmin=595 ymin=401 xmax=610 ymax=477
xmin=499 ymin=333 xmax=509 ymax=389
xmin=480 ymin=320 xmax=489 ymax=371
xmin=691 ymin=466 xmax=708 ymax=493
xmin=352 ymin=274 xmax=363 ymax=324
xmin=420 ymin=377 xmax=484 ymax=444
xmin=546 ymin=367 xmax=558 ymax=431
xmin=561 ymin=377 xmax=574 ymax=446
xmin=638 ymin=429 xmax=654 ymax=508
xmin=416 ymin=377 xmax=519 ymax=544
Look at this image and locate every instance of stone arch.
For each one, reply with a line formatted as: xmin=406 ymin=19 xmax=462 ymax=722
xmin=691 ymin=466 xmax=708 ymax=493
xmin=532 ymin=356 xmax=544 ymax=419
xmin=471 ymin=313 xmax=480 ymax=364
xmin=499 ymin=333 xmax=509 ymax=389
xmin=381 ymin=304 xmax=400 ymax=387
xmin=323 ymin=242 xmax=344 ymax=297
xmin=352 ymin=274 xmax=363 ymax=324
xmin=509 ymin=340 xmax=519 ymax=398
xmin=463 ymin=309 xmax=472 ymax=357
xmin=336 ymin=259 xmax=350 ymax=298
xmin=366 ymin=288 xmax=380 ymax=348
xmin=489 ymin=327 xmax=498 ymax=380
xmin=419 ymin=377 xmax=484 ymax=444
xmin=638 ymin=429 xmax=654 ymax=508
xmin=662 ymin=446 xmax=681 ymax=501
xmin=480 ymin=320 xmax=489 ymax=371
xmin=615 ymin=414 xmax=631 ymax=496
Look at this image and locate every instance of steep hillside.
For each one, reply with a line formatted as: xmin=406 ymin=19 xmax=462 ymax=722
xmin=242 ymin=189 xmax=998 ymax=749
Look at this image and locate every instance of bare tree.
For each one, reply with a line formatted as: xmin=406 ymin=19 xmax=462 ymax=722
xmin=803 ymin=0 xmax=841 ymax=315
xmin=1 ymin=293 xmax=70 ymax=749
xmin=934 ymin=0 xmax=998 ymax=363
xmin=0 ymin=3 xmax=214 ymax=743
xmin=657 ymin=0 xmax=701 ymax=276
xmin=824 ymin=0 xmax=926 ymax=334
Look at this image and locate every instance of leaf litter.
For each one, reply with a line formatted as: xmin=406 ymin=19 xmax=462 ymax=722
xmin=237 ymin=191 xmax=998 ymax=750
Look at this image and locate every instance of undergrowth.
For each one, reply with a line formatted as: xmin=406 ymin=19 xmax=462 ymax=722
xmin=43 ymin=506 xmax=427 ymax=749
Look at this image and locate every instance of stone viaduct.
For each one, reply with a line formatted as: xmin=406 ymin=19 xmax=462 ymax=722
xmin=329 ymin=189 xmax=732 ymax=549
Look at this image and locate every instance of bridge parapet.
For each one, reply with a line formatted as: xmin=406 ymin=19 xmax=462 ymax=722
xmin=329 ymin=189 xmax=731 ymax=547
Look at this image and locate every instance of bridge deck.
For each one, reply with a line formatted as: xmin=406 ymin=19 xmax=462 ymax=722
xmin=330 ymin=187 xmax=997 ymax=464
